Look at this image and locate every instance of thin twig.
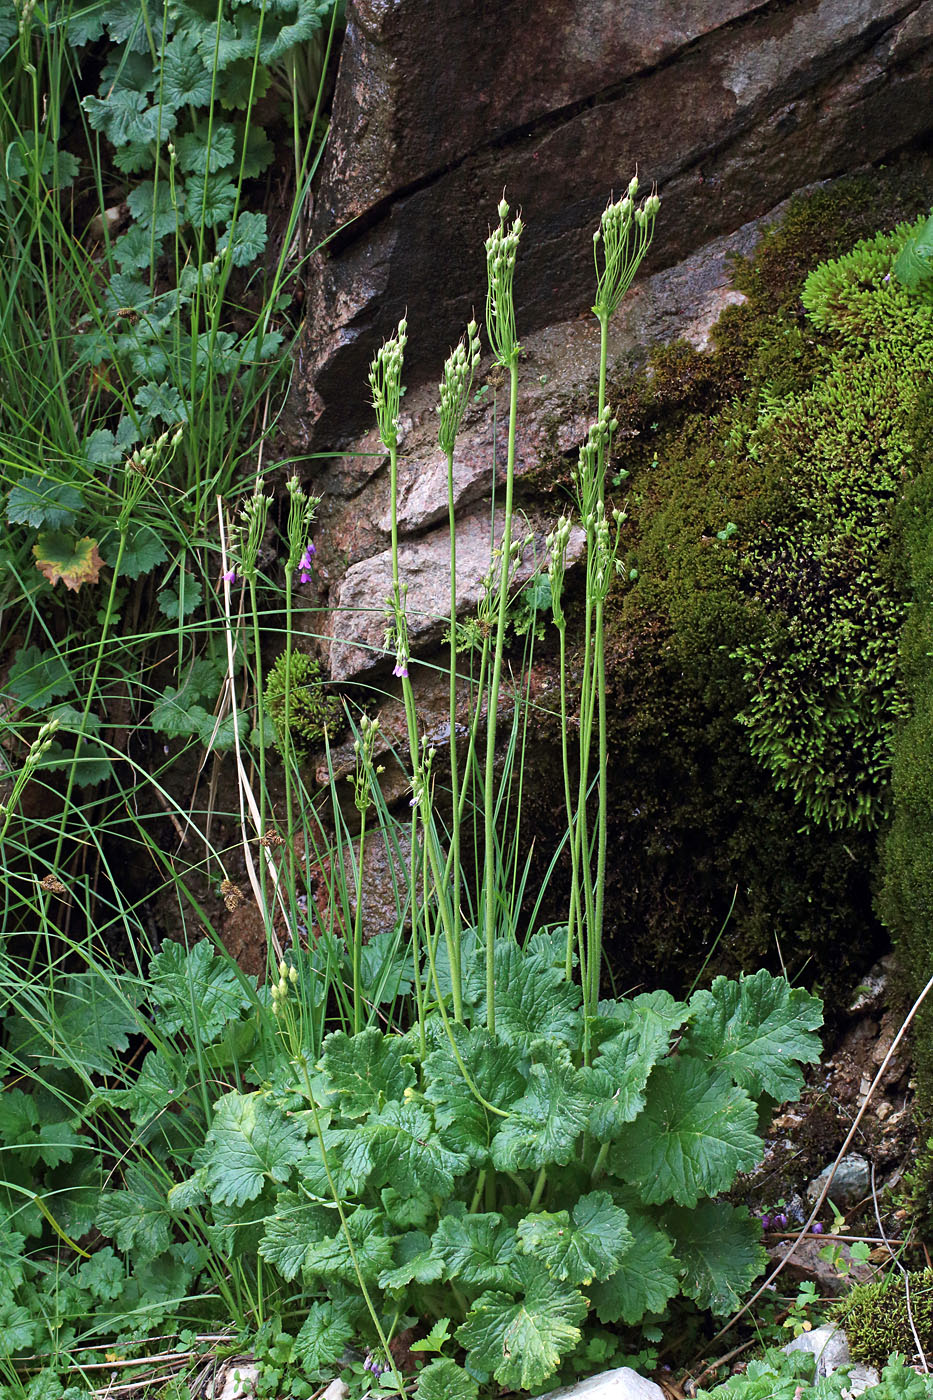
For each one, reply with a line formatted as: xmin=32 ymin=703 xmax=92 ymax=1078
xmin=766 ymin=1233 xmax=913 ymax=1245
xmin=686 ymin=1339 xmax=757 ymax=1394
xmin=870 ymin=1160 xmax=929 ymax=1372
xmin=695 ymin=968 xmax=933 ymax=1362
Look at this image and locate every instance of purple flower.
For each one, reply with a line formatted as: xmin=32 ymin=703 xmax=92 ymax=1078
xmin=221 ymin=567 xmax=238 ymax=585
xmin=776 ymin=1213 xmax=788 ymax=1229
xmin=393 ymin=661 xmax=409 ymax=678
xmin=760 ymin=1214 xmax=770 ymax=1231
xmin=297 ymin=542 xmax=316 ymax=584
xmin=812 ymin=1222 xmax=824 ymax=1234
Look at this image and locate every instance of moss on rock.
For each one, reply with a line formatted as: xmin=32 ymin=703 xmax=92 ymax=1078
xmin=835 ymin=1270 xmax=933 ymax=1366
xmin=558 ymin=158 xmax=933 ymax=1000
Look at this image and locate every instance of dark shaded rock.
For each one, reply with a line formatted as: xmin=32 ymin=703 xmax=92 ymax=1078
xmin=295 ymin=0 xmax=933 ymax=447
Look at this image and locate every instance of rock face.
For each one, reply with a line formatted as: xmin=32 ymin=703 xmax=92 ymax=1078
xmin=307 ymin=196 xmax=779 ymax=682
xmin=296 ymin=0 xmax=933 ymax=448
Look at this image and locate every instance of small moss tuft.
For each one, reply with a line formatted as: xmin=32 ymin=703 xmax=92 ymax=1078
xmin=263 ymin=649 xmax=339 ymax=758
xmin=835 ymin=1270 xmax=933 ymax=1366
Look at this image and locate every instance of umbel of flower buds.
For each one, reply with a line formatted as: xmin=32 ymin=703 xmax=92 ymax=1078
xmin=438 ymin=319 xmax=482 ymax=453
xmin=369 ymin=319 xmax=408 ymax=450
xmin=593 ymin=175 xmax=660 ymax=322
xmin=546 ymin=515 xmax=574 ymax=631
xmin=485 ymin=195 xmax=523 ymax=368
xmin=286 ymin=474 xmax=321 ymax=573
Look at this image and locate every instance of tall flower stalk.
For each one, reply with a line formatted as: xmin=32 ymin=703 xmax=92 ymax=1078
xmin=482 ymin=196 xmax=523 ymax=1036
xmin=578 ymin=177 xmax=659 ymax=1024
xmin=237 ymin=488 xmax=272 ymax=862
xmin=283 ymin=475 xmax=321 ymax=854
xmin=370 ymin=321 xmax=463 ymax=1023
xmin=438 ymin=320 xmax=481 ymax=973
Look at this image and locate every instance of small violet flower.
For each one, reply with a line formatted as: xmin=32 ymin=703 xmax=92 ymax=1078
xmin=296 ymin=542 xmax=316 ymax=585
xmin=760 ymin=1214 xmax=771 ymax=1231
xmin=393 ymin=660 xmax=409 ymax=679
xmin=812 ymin=1221 xmax=824 ymax=1234
xmin=775 ymin=1213 xmax=788 ymax=1229
xmin=221 ymin=567 xmax=238 ymax=585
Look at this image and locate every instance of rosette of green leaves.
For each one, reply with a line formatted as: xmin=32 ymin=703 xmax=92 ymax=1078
xmin=164 ymin=951 xmax=823 ymax=1391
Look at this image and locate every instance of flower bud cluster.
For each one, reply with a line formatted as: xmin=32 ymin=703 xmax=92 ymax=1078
xmin=410 ymin=735 xmax=436 ymax=809
xmin=546 ymin=515 xmax=574 ymax=630
xmin=573 ymin=406 xmax=618 ymax=510
xmin=121 ymin=426 xmax=184 ymax=527
xmin=593 ymin=174 xmax=660 ymax=321
xmin=352 ymin=713 xmax=381 ymax=812
xmin=29 ymin=718 xmax=60 ymax=763
xmin=286 ymin=475 xmax=321 ymax=574
xmin=0 ymin=718 xmax=60 ymax=823
xmin=270 ymin=958 xmax=298 ymax=1015
xmin=592 ymin=502 xmax=613 ymax=600
xmin=438 ymin=319 xmax=482 ymax=452
xmin=235 ymin=490 xmax=273 ymax=584
xmin=485 ymin=195 xmax=523 ymax=367
xmin=369 ymin=319 xmax=408 ymax=451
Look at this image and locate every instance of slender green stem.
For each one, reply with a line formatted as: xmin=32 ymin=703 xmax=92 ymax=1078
xmin=591 ymin=1140 xmax=610 ymax=1184
xmin=247 ymin=575 xmax=267 ymax=889
xmin=298 ymin=1055 xmax=406 ymax=1398
xmin=388 ymin=434 xmax=464 ymax=1022
xmin=484 ymin=359 xmax=519 ymax=1034
xmin=592 ymin=310 xmax=611 ymax=1011
xmin=352 ymin=808 xmax=367 ymax=1034
xmin=446 ymin=443 xmax=463 ymax=967
xmin=283 ymin=570 xmax=295 ymax=852
xmin=529 ymin=1166 xmax=548 ymax=1212
xmin=558 ymin=626 xmax=581 ymax=980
